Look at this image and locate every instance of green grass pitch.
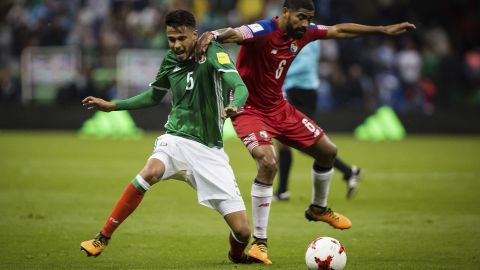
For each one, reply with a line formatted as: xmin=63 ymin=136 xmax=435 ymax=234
xmin=1 ymin=131 xmax=479 ymax=269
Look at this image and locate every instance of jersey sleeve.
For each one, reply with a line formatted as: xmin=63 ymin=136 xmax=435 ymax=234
xmin=206 ymin=42 xmax=248 ymax=108
xmin=222 ymin=72 xmax=248 ymax=109
xmin=149 ymin=52 xmax=172 ymax=92
xmin=206 ymin=42 xmax=238 ymax=73
xmin=304 ymin=24 xmax=329 ymax=43
xmin=235 ymin=18 xmax=276 ymax=44
xmin=114 ymin=88 xmax=166 ymax=110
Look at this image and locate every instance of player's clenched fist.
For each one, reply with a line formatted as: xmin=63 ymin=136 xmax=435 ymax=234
xmin=222 ymin=106 xmax=238 ymax=120
xmin=82 ymin=96 xmax=116 ymax=112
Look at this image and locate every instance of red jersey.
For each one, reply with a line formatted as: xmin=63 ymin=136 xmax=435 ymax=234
xmin=235 ymin=17 xmax=328 ymax=113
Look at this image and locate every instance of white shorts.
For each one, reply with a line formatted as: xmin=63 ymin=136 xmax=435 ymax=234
xmin=149 ymin=134 xmax=245 ymax=216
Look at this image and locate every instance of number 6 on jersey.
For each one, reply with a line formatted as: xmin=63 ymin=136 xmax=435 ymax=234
xmin=275 ymin=60 xmax=287 ymax=79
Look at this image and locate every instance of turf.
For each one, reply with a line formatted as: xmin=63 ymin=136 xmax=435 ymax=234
xmin=0 ymin=131 xmax=479 ymax=269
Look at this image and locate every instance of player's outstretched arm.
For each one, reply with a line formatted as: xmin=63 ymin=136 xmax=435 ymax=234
xmin=214 ymin=28 xmax=244 ymax=43
xmin=114 ymin=88 xmax=166 ymax=111
xmin=325 ymin=22 xmax=416 ymax=39
xmin=82 ymin=88 xmax=166 ymax=112
xmin=82 ymin=96 xmax=115 ymax=112
xmin=195 ymin=28 xmax=244 ymax=61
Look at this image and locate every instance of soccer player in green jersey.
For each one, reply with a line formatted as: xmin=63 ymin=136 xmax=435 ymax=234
xmin=80 ymin=10 xmax=252 ymax=264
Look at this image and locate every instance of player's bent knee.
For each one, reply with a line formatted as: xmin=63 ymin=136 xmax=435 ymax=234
xmin=224 ymin=209 xmax=251 ymax=242
xmin=139 ymin=171 xmax=160 ymax=185
xmin=234 ymin=226 xmax=251 ymax=243
xmin=326 ymin=144 xmax=338 ymax=161
xmin=317 ymin=149 xmax=336 ymax=167
xmin=311 ymin=143 xmax=337 ymax=168
xmin=230 ymin=219 xmax=251 ymax=243
xmin=140 ymin=167 xmax=163 ymax=185
xmin=314 ymin=136 xmax=337 ymax=160
xmin=139 ymin=161 xmax=165 ymax=185
xmin=257 ymin=157 xmax=277 ymax=178
xmin=252 ymin=146 xmax=277 ymax=180
xmin=317 ymin=141 xmax=337 ymax=162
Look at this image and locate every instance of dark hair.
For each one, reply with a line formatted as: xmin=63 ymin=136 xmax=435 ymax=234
xmin=165 ymin=10 xmax=196 ymax=29
xmin=283 ymin=0 xmax=315 ymax=11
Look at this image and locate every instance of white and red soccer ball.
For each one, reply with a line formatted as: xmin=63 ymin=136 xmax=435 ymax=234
xmin=305 ymin=237 xmax=347 ymax=270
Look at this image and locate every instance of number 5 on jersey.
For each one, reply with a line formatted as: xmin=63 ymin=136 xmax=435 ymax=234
xmin=186 ymin=71 xmax=194 ymax=90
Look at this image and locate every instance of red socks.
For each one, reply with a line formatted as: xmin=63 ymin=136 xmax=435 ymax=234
xmin=101 ymin=183 xmax=145 ymax=238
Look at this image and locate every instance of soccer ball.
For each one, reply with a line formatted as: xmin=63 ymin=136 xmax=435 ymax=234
xmin=305 ymin=237 xmax=347 ymax=270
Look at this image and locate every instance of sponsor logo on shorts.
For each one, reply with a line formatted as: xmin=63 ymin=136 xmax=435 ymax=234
xmin=302 ymin=118 xmax=321 ymax=137
xmin=259 ymin=130 xmax=268 ymax=140
xmin=159 ymin=142 xmax=168 ymax=146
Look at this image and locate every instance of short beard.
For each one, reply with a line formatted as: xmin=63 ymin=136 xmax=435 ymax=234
xmin=286 ymin=18 xmax=306 ymax=39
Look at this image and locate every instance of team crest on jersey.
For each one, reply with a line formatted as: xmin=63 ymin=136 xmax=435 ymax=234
xmin=290 ymin=41 xmax=298 ymax=54
xmin=216 ymin=52 xmax=230 ymax=64
xmin=259 ymin=130 xmax=269 ymax=140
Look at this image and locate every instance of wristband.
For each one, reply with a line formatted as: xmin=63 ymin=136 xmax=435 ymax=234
xmin=210 ymin=31 xmax=220 ymax=41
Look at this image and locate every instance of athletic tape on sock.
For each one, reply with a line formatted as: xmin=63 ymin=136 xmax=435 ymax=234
xmin=251 ymin=181 xmax=273 ymax=197
xmin=131 ymin=175 xmax=151 ymax=192
xmin=312 ymin=168 xmax=334 ymax=181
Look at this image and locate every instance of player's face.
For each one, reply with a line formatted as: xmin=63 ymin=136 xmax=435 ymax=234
xmin=166 ymin=26 xmax=198 ymax=61
xmin=286 ymin=8 xmax=314 ymax=39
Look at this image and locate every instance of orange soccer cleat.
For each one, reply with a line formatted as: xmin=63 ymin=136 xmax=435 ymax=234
xmin=247 ymin=239 xmax=272 ymax=265
xmin=80 ymin=233 xmax=110 ymax=257
xmin=305 ymin=205 xmax=352 ymax=230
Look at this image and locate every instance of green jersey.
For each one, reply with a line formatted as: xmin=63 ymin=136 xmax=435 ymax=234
xmin=149 ymin=42 xmax=246 ymax=148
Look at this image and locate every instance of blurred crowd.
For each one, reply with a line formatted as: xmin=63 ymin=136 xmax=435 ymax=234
xmin=0 ymin=0 xmax=479 ymax=114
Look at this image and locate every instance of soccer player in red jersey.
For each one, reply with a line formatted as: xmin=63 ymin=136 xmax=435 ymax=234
xmin=197 ymin=0 xmax=415 ymax=264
